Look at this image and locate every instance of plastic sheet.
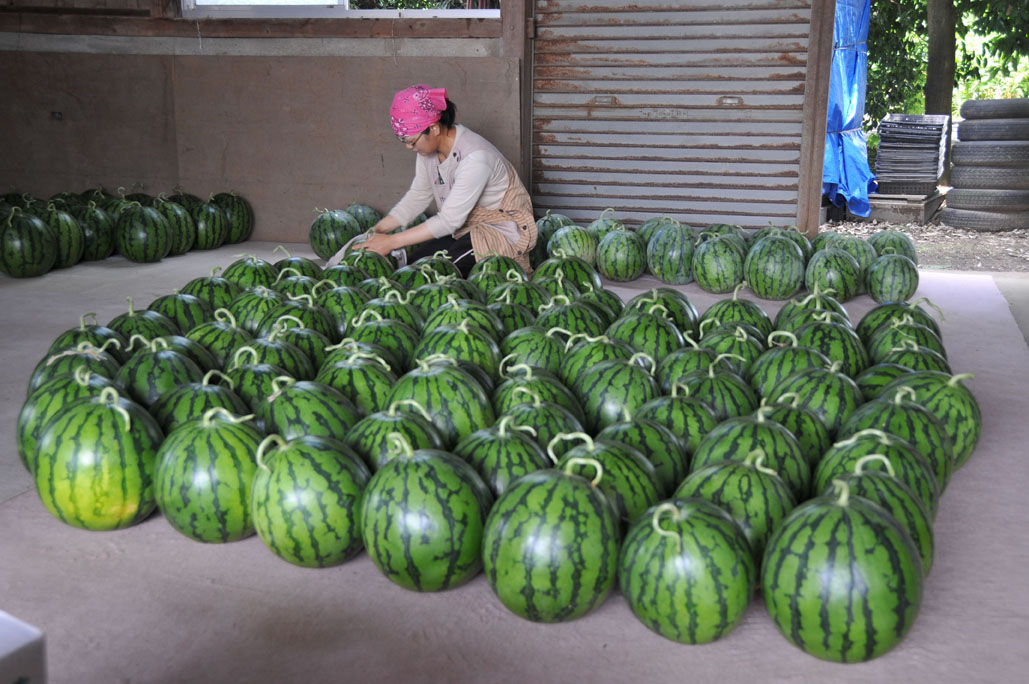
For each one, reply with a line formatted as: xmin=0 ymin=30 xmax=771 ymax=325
xmin=822 ymin=0 xmax=877 ymax=218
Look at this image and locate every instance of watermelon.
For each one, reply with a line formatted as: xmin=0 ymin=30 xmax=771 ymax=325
xmin=27 ymin=341 xmax=121 ymax=396
xmin=878 ymin=340 xmax=951 ymax=374
xmin=223 ymin=255 xmax=279 ymax=291
xmin=596 ymin=227 xmax=646 ymax=281
xmin=586 ymin=207 xmax=624 ymax=240
xmin=344 ymin=399 xmax=446 ymax=471
xmin=34 ymin=387 xmax=163 ymax=530
xmin=115 ymin=337 xmax=204 ymax=408
xmin=675 ymin=449 xmax=796 ymax=561
xmin=692 ymin=235 xmax=744 ymax=294
xmin=343 ymin=203 xmax=382 ymax=231
xmin=150 ymin=196 xmax=196 ymax=256
xmin=309 ymin=209 xmax=362 ymax=260
xmin=148 ymin=292 xmax=213 ymax=335
xmin=762 ymin=479 xmax=923 ymax=662
xmin=69 ymin=201 xmax=116 ymax=261
xmin=360 ymin=433 xmax=493 ymax=591
xmin=759 ymin=393 xmax=833 ymax=467
xmin=678 ymin=360 xmax=759 ymax=422
xmin=792 ymin=315 xmax=869 ymax=378
xmin=547 ymin=225 xmax=598 ymax=265
xmin=453 ymin=415 xmax=552 ymax=498
xmin=619 ymin=499 xmax=756 ymax=644
xmin=387 ymin=356 xmax=495 ymax=447
xmin=866 ymin=317 xmax=946 ymax=363
xmin=701 ymin=284 xmax=774 ymax=339
xmin=114 ymin=202 xmax=171 ymax=263
xmin=149 ymin=368 xmax=249 ymax=433
xmin=498 ymin=388 xmax=585 ymax=460
xmin=492 ymin=365 xmax=584 ymax=425
xmin=212 ymin=191 xmax=254 ymax=244
xmin=879 ymin=371 xmax=981 ymax=468
xmin=866 ymin=254 xmax=919 ymax=304
xmin=743 ymin=233 xmax=805 ymax=300
xmin=315 ymin=350 xmax=397 ymax=416
xmin=40 ymin=202 xmax=85 ymax=268
xmin=774 ymin=286 xmax=849 ymax=329
xmin=635 ymin=383 xmax=721 ymax=454
xmin=272 ymin=245 xmax=324 ymax=279
xmin=155 ymin=408 xmax=265 ymax=543
xmin=185 ymin=308 xmax=254 ymax=369
xmin=576 ymin=356 xmax=660 ymax=433
xmin=868 ymin=228 xmax=918 ymax=264
xmin=482 ymin=457 xmax=620 ymax=622
xmin=48 ymin=313 xmax=130 ymax=363
xmin=804 ymin=248 xmax=862 ymax=302
xmin=605 ymin=306 xmax=685 ymax=364
xmin=181 ymin=268 xmax=242 ymax=312
xmin=257 ymin=377 xmax=359 ymax=442
xmin=765 ymin=363 xmax=863 ymax=436
xmin=413 ymin=319 xmax=502 ymax=381
xmin=820 ymin=453 xmax=934 ymax=576
xmin=0 ymin=208 xmax=55 ymax=277
xmin=595 ymin=419 xmax=689 ymax=497
xmin=250 ymin=434 xmax=370 ymax=567
xmin=191 ymin=199 xmax=230 ymax=250
xmin=747 ymin=331 xmax=832 ymax=398
xmin=646 ymin=221 xmax=696 ymax=285
xmin=854 ymin=362 xmax=913 ymax=401
xmin=856 ymin=298 xmax=943 ymax=345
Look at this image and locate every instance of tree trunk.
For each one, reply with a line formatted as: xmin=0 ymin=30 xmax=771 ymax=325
xmin=925 ymin=0 xmax=957 ymax=184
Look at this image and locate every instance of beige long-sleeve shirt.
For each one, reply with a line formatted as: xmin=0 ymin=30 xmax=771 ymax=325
xmin=386 ymin=125 xmax=519 ymax=243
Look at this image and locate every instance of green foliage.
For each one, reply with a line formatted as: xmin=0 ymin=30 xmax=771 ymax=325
xmin=868 ymin=0 xmax=1029 ymax=131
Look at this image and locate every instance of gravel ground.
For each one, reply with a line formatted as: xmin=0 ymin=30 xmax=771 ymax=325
xmin=824 ymin=218 xmax=1029 ymax=272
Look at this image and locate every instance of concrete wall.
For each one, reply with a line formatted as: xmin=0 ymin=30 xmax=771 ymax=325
xmin=0 ymin=33 xmax=520 ymax=242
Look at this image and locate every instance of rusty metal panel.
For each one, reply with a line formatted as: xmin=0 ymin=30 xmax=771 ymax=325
xmin=531 ymin=0 xmax=816 ymax=229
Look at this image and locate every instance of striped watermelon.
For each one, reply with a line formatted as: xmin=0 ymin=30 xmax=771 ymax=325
xmin=866 ymin=254 xmax=919 ymax=303
xmin=596 ymin=419 xmax=689 ymax=497
xmin=646 ymin=221 xmax=696 ymax=285
xmin=838 ymin=386 xmax=954 ymax=489
xmin=576 ymin=356 xmax=660 ymax=432
xmin=185 ymin=308 xmax=254 ymax=369
xmin=559 ymin=333 xmax=635 ymax=390
xmin=701 ymin=284 xmax=774 ymax=339
xmin=866 ymin=318 xmax=946 ymax=363
xmin=413 ymin=319 xmax=502 ymax=381
xmin=547 ymin=225 xmax=598 ymax=265
xmin=149 ymin=369 xmax=249 ymax=433
xmin=27 ymin=341 xmax=121 ymax=396
xmin=148 ymin=292 xmax=212 ymax=335
xmin=181 ymin=268 xmax=242 ymax=312
xmin=191 ymin=199 xmax=230 ymax=250
xmin=879 ymin=371 xmax=981 ymax=468
xmin=493 ymin=365 xmax=584 ymax=425
xmin=0 ymin=209 xmax=55 ymax=277
xmin=619 ymin=500 xmax=756 ymax=644
xmin=498 ymin=326 xmax=565 ymax=376
xmin=689 ymin=409 xmax=811 ymax=501
xmin=697 ymin=324 xmax=765 ymax=376
xmin=674 ymin=449 xmax=796 ymax=561
xmin=114 ymin=338 xmax=204 ymax=408
xmin=586 ymin=207 xmax=625 ymax=240
xmin=453 ymin=415 xmax=551 ymax=497
xmin=856 ymin=299 xmax=943 ymax=345
xmin=743 ymin=233 xmax=805 ymax=301
xmin=343 ymin=203 xmax=382 ymax=231
xmin=879 ymin=340 xmax=951 ymax=374
xmin=635 ymin=384 xmax=721 ymax=454
xmin=40 ymin=202 xmax=85 ymax=268
xmin=774 ymin=286 xmax=849 ymax=329
xmin=34 ymin=387 xmax=163 ymax=530
xmin=678 ymin=361 xmax=759 ymax=422
xmin=150 ymin=196 xmax=195 ymax=256
xmin=820 ymin=454 xmax=934 ymax=576
xmin=605 ymin=307 xmax=685 ymax=364
xmin=535 ymin=296 xmax=606 ymax=340
xmin=747 ymin=331 xmax=832 ymax=398
xmin=344 ymin=399 xmax=446 ymax=471
xmin=17 ymin=367 xmax=121 ymax=475
xmin=804 ymin=248 xmax=862 ymax=302
xmin=69 ymin=202 xmax=116 ymax=261
xmin=155 ymin=408 xmax=264 ymax=542
xmin=423 ymin=296 xmax=504 ymax=340
xmin=227 ymin=287 xmax=286 ymax=335
xmin=309 ymin=209 xmax=362 ymax=260
xmin=762 ymin=479 xmax=923 ymax=662
xmin=222 ymin=254 xmax=278 ymax=290
xmin=813 ymin=428 xmax=940 ymax=518
xmin=868 ymin=228 xmax=918 ymax=264
xmin=654 ymin=344 xmax=720 ymax=393
xmin=692 ymin=235 xmax=744 ymax=294
xmin=114 ymin=202 xmax=171 ymax=263
xmin=532 ymin=251 xmax=603 ymax=293
xmin=251 ymin=434 xmax=370 ymax=567
xmin=360 ymin=433 xmax=493 ymax=591
xmin=498 ymin=388 xmax=585 ymax=460
xmin=315 ymin=351 xmax=397 ymax=416
xmin=387 ymin=357 xmax=495 ymax=447
xmin=765 ymin=363 xmax=863 ymax=436
xmin=624 ymin=287 xmax=699 ymax=338
xmin=553 ymin=432 xmax=662 ymax=528
xmin=212 ymin=191 xmax=254 ymax=244
xmin=637 ymin=216 xmax=683 ymax=246
xmin=759 ymin=393 xmax=833 ymax=466
xmin=257 ymin=377 xmax=359 ymax=442
xmin=596 ymin=227 xmax=646 ymax=281
xmin=792 ymin=316 xmax=869 ymax=378
xmin=482 ymin=457 xmax=620 ymax=622
xmin=272 ymin=245 xmax=324 ymax=279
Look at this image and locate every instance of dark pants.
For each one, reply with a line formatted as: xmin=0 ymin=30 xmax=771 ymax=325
xmin=408 ymin=232 xmax=476 ymax=278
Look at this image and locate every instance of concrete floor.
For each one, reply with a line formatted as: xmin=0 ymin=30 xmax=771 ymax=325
xmin=2 ymin=243 xmax=1029 ymax=683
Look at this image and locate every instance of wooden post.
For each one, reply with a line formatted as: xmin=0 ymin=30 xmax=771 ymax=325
xmin=796 ymin=0 xmax=837 ymax=237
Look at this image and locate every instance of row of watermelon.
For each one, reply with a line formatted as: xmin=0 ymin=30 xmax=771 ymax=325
xmin=0 ymin=188 xmax=254 ymax=277
xmin=18 ymin=245 xmax=979 ymax=662
xmin=532 ymin=209 xmax=920 ymax=304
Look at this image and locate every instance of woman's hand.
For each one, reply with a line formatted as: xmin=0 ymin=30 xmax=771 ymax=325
xmin=356 ymin=232 xmax=398 ymax=257
xmin=372 ymin=216 xmax=401 ymax=234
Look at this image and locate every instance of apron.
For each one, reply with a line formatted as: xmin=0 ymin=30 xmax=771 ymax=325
xmin=432 ymin=155 xmax=538 ymax=274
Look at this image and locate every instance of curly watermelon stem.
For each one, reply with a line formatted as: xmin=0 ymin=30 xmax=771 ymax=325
xmin=910 ymin=297 xmax=946 ymax=324
xmin=650 ymin=502 xmax=683 ymax=555
xmin=774 ymin=391 xmax=801 ymax=409
xmin=351 ymin=308 xmax=384 ymax=328
xmin=709 ymin=353 xmax=745 ymax=377
xmin=548 ymin=432 xmax=594 ymax=465
xmin=201 ymin=406 xmax=254 ymax=428
xmin=213 ymin=308 xmax=239 ymax=328
xmin=949 ymin=372 xmax=975 ymax=387
xmin=563 ymin=333 xmax=606 ymax=353
xmin=230 ymin=346 xmax=260 ymax=369
xmin=73 ymin=366 xmax=93 ymax=386
xmin=202 ymin=369 xmax=234 ymax=388
xmin=386 ymin=432 xmax=416 ymax=459
xmin=123 ymin=334 xmax=151 ymax=354
xmin=563 ymin=456 xmax=604 ymax=487
xmin=831 ymin=479 xmax=851 ymax=507
xmin=267 ymin=375 xmax=296 ymax=400
xmin=273 ymin=315 xmax=307 ymax=333
xmin=510 ymin=386 xmax=543 ymax=407
xmin=835 ymin=428 xmax=892 ymax=447
xmin=854 ymin=454 xmax=896 ymax=477
xmin=744 ymin=449 xmax=780 ymax=477
xmin=255 ymin=434 xmax=287 ymax=472
xmin=892 ymin=386 xmax=917 ymax=405
xmin=670 ymin=382 xmax=691 ymax=398
xmin=767 ymin=330 xmax=797 ymax=348
xmin=97 ymin=387 xmax=132 ymax=431
xmin=273 ymin=245 xmax=292 ymax=258
xmin=387 ymin=399 xmax=433 ymax=422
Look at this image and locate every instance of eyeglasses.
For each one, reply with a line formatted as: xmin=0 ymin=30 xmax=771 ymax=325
xmin=399 ymin=130 xmax=425 ymax=148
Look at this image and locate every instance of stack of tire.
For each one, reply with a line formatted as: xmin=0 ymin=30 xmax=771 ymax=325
xmin=942 ymin=98 xmax=1029 ymax=231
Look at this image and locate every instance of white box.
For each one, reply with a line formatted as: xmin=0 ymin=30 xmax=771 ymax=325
xmin=0 ymin=610 xmax=45 ymax=684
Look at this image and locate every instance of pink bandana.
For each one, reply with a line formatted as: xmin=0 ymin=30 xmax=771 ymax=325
xmin=389 ymin=85 xmax=448 ymax=138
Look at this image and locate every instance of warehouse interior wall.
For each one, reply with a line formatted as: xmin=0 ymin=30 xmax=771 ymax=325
xmin=0 ymin=2 xmax=526 ymax=243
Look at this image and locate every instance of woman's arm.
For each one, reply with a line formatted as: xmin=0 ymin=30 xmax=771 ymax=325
xmin=357 ymin=221 xmax=434 ymax=256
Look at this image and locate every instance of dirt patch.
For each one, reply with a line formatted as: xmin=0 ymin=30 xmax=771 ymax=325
xmin=823 ymin=219 xmax=1029 ymax=272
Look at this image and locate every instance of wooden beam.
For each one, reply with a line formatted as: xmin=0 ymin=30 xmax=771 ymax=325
xmin=149 ymin=0 xmax=179 ymax=20
xmin=0 ymin=12 xmax=502 ymax=39
xmin=795 ymin=0 xmax=836 ymax=236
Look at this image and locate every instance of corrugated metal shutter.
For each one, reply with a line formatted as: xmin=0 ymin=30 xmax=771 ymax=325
xmin=531 ymin=0 xmax=814 ymax=229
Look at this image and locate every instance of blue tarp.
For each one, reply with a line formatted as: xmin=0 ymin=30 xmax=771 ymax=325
xmin=822 ymin=0 xmax=876 ymax=217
